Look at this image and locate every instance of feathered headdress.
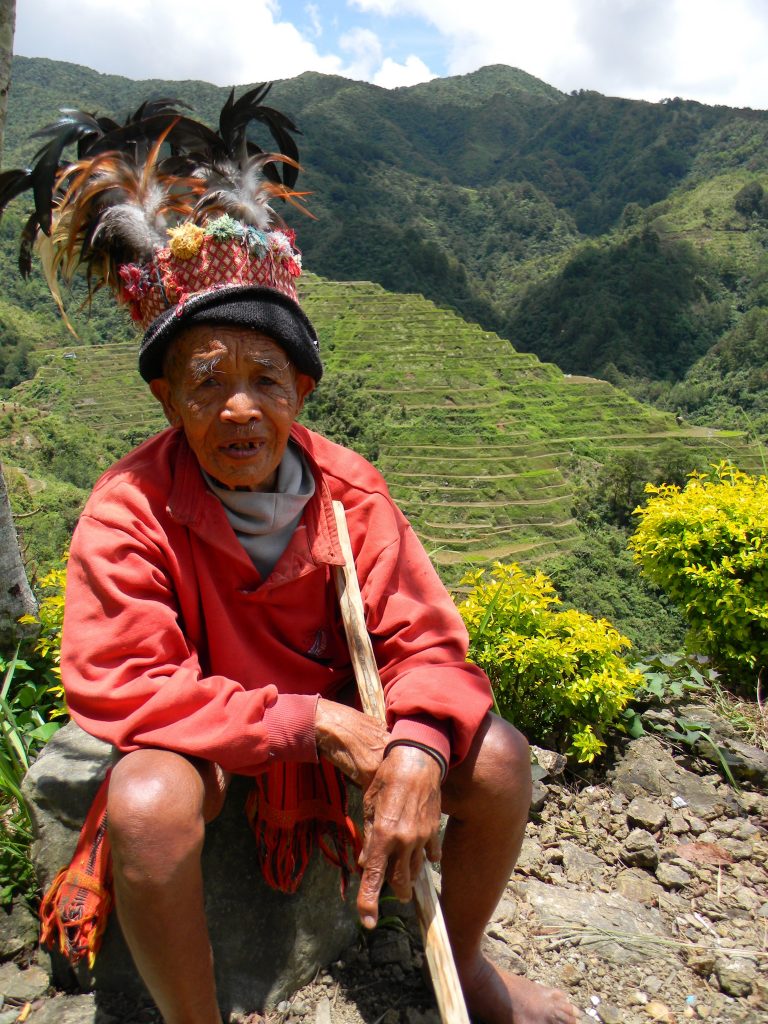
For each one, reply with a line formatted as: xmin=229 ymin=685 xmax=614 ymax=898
xmin=0 ymin=84 xmax=312 ymax=332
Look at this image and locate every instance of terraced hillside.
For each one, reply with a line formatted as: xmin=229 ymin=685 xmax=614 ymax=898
xmin=5 ymin=275 xmax=760 ymax=576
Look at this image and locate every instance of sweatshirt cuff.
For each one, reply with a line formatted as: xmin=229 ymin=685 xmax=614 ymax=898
xmin=389 ymin=715 xmax=452 ymax=766
xmin=261 ymin=693 xmax=319 ymax=762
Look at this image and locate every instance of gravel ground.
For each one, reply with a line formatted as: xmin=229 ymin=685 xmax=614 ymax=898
xmin=1 ymin=716 xmax=766 ymax=1024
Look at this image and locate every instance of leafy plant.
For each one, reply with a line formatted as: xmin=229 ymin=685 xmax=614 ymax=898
xmin=630 ymin=462 xmax=768 ymax=683
xmin=457 ymin=562 xmax=642 ymax=762
xmin=0 ymin=650 xmax=62 ymax=906
xmin=0 ymin=565 xmax=69 ymax=907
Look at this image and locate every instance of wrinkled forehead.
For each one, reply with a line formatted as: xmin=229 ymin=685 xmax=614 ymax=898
xmin=165 ymin=324 xmax=294 ymax=380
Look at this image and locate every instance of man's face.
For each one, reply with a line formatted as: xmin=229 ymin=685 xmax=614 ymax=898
xmin=150 ymin=325 xmax=315 ymax=491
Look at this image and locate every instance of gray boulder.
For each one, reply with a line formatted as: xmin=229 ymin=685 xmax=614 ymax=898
xmin=22 ymin=722 xmax=360 ymax=1018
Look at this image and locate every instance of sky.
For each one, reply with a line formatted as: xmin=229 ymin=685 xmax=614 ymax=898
xmin=14 ymin=0 xmax=768 ymax=109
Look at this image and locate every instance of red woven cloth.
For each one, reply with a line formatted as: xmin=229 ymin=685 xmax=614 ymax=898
xmin=39 ymin=760 xmax=361 ymax=967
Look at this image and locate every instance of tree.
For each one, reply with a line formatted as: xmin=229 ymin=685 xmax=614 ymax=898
xmin=0 ymin=0 xmax=36 ymax=648
xmin=0 ymin=0 xmax=15 ymax=166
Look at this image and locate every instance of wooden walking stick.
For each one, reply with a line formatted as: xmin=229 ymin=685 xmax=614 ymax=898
xmin=331 ymin=500 xmax=470 ymax=1024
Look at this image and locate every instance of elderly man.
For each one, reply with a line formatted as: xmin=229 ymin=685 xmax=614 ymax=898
xmin=59 ymin=283 xmax=578 ymax=1024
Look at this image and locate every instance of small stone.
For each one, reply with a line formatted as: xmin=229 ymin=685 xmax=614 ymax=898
xmin=627 ymin=797 xmax=666 ymax=832
xmin=629 ymin=990 xmax=649 ymax=1005
xmin=559 ymin=963 xmax=581 ymax=988
xmin=614 ymin=869 xmax=662 ymax=904
xmin=645 ymin=1000 xmax=672 ymax=1022
xmin=683 ymin=1008 xmax=696 ymax=1019
xmin=314 ymin=998 xmax=332 ymax=1024
xmin=718 ymin=839 xmax=754 ymax=860
xmin=622 ymin=828 xmax=660 ymax=869
xmin=644 ymin=976 xmax=663 ymax=996
xmin=369 ymin=930 xmax=411 ymax=968
xmin=696 ymin=1004 xmax=711 ymax=1018
xmin=668 ymin=814 xmax=689 ymax=835
xmin=714 ymin=955 xmax=756 ymax=997
xmin=598 ymin=1004 xmax=622 ymax=1024
xmin=687 ymin=816 xmax=707 ymax=835
xmin=277 ymin=1001 xmax=290 ymax=1013
xmin=655 ymin=862 xmax=691 ymax=890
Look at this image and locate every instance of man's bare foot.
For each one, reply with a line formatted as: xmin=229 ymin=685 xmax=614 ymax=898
xmin=458 ymin=955 xmax=580 ymax=1024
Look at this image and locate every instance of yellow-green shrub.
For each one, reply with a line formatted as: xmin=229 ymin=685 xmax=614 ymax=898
xmin=629 ymin=462 xmax=768 ymax=680
xmin=457 ymin=562 xmax=641 ymax=761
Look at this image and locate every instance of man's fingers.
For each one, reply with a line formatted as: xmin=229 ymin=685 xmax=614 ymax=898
xmin=425 ymin=830 xmax=442 ymax=864
xmin=357 ymin=857 xmax=386 ymax=929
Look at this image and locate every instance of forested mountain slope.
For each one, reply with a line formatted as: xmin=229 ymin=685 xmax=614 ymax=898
xmin=3 ymin=56 xmax=768 ymax=424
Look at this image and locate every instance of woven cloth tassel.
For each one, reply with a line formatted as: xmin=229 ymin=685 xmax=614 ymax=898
xmin=39 ymin=770 xmax=113 ymax=969
xmin=246 ymin=760 xmax=362 ymax=897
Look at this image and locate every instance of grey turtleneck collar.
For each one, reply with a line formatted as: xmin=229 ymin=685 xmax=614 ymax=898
xmin=204 ymin=440 xmax=315 ymax=580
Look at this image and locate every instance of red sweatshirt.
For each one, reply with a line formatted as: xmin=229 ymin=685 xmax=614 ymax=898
xmin=61 ymin=424 xmax=492 ymax=775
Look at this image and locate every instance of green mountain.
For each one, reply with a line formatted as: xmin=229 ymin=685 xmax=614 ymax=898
xmin=4 ymin=55 xmax=768 ymax=414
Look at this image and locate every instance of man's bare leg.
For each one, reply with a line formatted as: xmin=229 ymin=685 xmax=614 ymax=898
xmin=107 ymin=749 xmax=229 ymax=1024
xmin=441 ymin=715 xmax=579 ymax=1024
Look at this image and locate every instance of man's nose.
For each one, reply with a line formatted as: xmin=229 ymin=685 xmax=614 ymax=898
xmin=220 ymin=387 xmax=262 ymax=422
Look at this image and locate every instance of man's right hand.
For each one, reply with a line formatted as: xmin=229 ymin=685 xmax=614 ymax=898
xmin=314 ymin=697 xmax=390 ymax=790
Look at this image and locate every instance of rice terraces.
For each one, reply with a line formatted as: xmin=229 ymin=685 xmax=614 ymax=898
xmin=7 ymin=275 xmax=760 ymax=575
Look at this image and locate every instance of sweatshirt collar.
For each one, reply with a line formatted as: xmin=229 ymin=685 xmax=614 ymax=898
xmin=166 ymin=425 xmax=345 ymax=571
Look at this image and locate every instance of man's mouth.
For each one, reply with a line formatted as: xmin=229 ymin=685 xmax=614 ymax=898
xmin=224 ymin=440 xmax=261 ymax=450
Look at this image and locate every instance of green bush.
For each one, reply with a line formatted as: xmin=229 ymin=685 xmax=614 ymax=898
xmin=457 ymin=562 xmax=642 ymax=762
xmin=0 ymin=565 xmax=68 ymax=907
xmin=629 ymin=462 xmax=768 ymax=682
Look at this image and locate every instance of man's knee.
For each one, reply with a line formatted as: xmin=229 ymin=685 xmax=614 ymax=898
xmin=108 ymin=749 xmax=209 ymax=885
xmin=444 ymin=713 xmax=531 ymax=815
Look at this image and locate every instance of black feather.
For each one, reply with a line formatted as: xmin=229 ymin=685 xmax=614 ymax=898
xmin=19 ymin=210 xmax=39 ymax=278
xmin=0 ymin=168 xmax=33 ymax=216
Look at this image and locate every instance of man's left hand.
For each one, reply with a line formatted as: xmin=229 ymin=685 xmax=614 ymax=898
xmin=357 ymin=744 xmax=442 ymax=929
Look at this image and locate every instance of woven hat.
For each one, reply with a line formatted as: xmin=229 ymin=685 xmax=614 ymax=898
xmin=0 ymin=86 xmax=322 ymax=380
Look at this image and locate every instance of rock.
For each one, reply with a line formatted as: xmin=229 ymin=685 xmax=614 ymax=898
xmin=598 ymin=1003 xmax=622 ymax=1024
xmin=22 ymin=994 xmax=98 ymax=1024
xmin=0 ymin=962 xmax=50 ymax=1001
xmin=680 ymin=705 xmax=768 ymax=786
xmin=715 ymin=955 xmax=757 ymax=997
xmin=655 ymin=862 xmax=691 ymax=890
xmin=530 ymin=780 xmax=549 ymax=812
xmin=645 ymin=1001 xmax=672 ymax=1022
xmin=560 ymin=841 xmax=606 ymax=884
xmin=313 ymin=996 xmax=331 ymax=1024
xmin=530 ymin=746 xmax=567 ymax=777
xmin=613 ymin=869 xmax=662 ymax=905
xmin=627 ymin=797 xmax=666 ymax=832
xmin=558 ymin=963 xmax=582 ymax=987
xmin=609 ymin=736 xmax=737 ymax=820
xmin=368 ymin=930 xmax=411 ymax=968
xmin=23 ymin=722 xmax=360 ymax=1017
xmin=0 ymin=901 xmax=39 ymax=958
xmin=622 ymin=829 xmax=660 ymax=869
xmin=516 ymin=878 xmax=667 ymax=964
xmin=668 ymin=815 xmax=689 ymax=834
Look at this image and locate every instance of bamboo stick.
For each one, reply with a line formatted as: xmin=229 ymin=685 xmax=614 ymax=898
xmin=331 ymin=500 xmax=470 ymax=1024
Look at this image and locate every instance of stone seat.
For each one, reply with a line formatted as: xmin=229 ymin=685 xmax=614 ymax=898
xmin=22 ymin=721 xmax=360 ymax=1018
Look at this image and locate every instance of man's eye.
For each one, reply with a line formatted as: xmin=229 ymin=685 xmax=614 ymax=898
xmin=256 ymin=376 xmax=278 ymax=387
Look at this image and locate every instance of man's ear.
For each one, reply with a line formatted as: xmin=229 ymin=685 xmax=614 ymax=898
xmin=149 ymin=378 xmax=181 ymax=427
xmin=294 ymin=373 xmax=316 ymax=416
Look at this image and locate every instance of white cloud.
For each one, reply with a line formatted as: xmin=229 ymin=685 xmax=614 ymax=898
xmin=305 ymin=3 xmax=323 ymax=38
xmin=15 ymin=0 xmax=345 ymax=84
xmin=373 ymin=55 xmax=435 ymax=89
xmin=338 ymin=26 xmax=383 ymax=80
xmin=13 ymin=0 xmax=768 ymax=106
xmin=350 ymin=0 xmax=768 ymax=107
